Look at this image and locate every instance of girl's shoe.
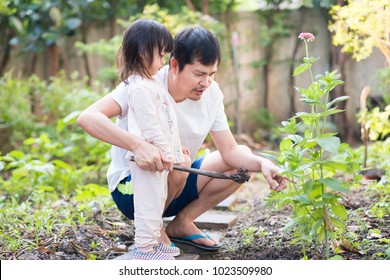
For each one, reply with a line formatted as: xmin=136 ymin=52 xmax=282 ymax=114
xmin=154 ymin=242 xmax=181 ymax=257
xmin=133 ymin=248 xmax=175 ymax=260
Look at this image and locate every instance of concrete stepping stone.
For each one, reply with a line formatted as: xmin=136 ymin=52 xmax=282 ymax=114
xmin=214 ymin=195 xmax=237 ymax=210
xmin=164 ymin=212 xmax=239 ymax=230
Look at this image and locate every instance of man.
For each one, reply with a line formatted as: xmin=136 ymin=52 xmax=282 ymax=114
xmin=77 ymin=26 xmax=287 ymax=251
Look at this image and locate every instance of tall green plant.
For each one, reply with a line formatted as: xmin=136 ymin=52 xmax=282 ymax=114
xmin=267 ymin=32 xmax=363 ymax=259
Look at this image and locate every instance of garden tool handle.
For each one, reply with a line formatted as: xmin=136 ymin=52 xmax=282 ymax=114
xmin=129 ymin=156 xmax=234 ymax=180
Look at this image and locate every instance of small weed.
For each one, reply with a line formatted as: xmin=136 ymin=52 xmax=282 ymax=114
xmin=241 ymin=226 xmax=257 ymax=246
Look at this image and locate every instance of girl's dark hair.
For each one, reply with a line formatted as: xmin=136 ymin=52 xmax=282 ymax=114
xmin=171 ymin=26 xmax=221 ymax=72
xmin=117 ymin=19 xmax=173 ymax=82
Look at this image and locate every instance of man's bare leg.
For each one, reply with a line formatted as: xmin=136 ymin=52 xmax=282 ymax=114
xmin=165 ymin=149 xmax=245 ymax=247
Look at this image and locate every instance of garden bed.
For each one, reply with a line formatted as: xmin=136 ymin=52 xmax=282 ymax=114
xmin=2 ymin=177 xmax=388 ymax=260
xmin=208 ymin=179 xmax=390 ymax=260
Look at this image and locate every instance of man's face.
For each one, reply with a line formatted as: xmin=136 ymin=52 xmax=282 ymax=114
xmin=170 ymin=58 xmax=218 ymax=102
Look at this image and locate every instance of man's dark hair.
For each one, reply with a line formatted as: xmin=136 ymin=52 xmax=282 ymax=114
xmin=171 ymin=26 xmax=221 ymax=72
xmin=117 ymin=18 xmax=173 ymax=82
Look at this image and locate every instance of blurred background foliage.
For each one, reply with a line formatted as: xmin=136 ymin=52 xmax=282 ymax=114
xmin=0 ymin=0 xmax=389 ymax=256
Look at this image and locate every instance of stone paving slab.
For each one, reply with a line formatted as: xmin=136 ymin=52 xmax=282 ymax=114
xmin=214 ymin=195 xmax=237 ymax=211
xmin=164 ymin=212 xmax=239 ymax=230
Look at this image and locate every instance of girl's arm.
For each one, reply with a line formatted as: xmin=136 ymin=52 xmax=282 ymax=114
xmin=77 ymin=94 xmax=168 ymax=171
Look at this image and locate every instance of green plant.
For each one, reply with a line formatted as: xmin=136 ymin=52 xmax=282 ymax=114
xmin=266 ymin=32 xmax=363 ymax=259
xmin=329 ymin=0 xmax=390 ymax=65
xmin=241 ymin=226 xmax=257 ymax=246
xmin=363 ymin=106 xmax=390 ymax=141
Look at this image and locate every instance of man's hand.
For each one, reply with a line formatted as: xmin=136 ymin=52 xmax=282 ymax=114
xmin=133 ymin=140 xmax=171 ymax=172
xmin=259 ymin=157 xmax=288 ymax=192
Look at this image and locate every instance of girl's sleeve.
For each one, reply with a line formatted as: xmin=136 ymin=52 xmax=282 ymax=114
xmin=128 ymin=85 xmax=173 ymax=159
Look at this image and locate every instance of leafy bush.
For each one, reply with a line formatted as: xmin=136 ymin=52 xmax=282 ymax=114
xmin=0 ymin=70 xmax=108 ymax=144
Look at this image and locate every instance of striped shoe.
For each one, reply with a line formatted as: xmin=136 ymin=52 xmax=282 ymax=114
xmin=154 ymin=242 xmax=181 ymax=257
xmin=133 ymin=248 xmax=175 ymax=260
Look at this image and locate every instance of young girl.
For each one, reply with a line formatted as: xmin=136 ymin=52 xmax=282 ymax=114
xmin=115 ymin=19 xmax=190 ymax=260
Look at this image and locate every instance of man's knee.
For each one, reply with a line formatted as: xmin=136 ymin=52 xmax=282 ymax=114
xmin=169 ymin=155 xmax=191 ymax=189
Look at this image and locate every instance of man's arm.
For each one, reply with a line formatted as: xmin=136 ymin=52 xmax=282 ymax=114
xmin=76 ymin=95 xmax=167 ymax=171
xmin=210 ymin=129 xmax=287 ymax=191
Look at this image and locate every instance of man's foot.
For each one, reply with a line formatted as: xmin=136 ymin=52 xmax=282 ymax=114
xmin=165 ymin=218 xmax=218 ymax=248
xmin=170 ymin=233 xmax=221 ymax=251
xmin=133 ymin=248 xmax=175 ymax=260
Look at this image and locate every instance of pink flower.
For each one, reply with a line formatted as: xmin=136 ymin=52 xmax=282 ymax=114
xmin=298 ymin=32 xmax=315 ymax=42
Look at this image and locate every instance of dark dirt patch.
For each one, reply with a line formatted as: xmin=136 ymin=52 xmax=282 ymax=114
xmin=1 ymin=207 xmax=135 ymax=260
xmin=207 ymin=183 xmax=390 ymax=260
xmin=1 ymin=181 xmax=388 ymax=260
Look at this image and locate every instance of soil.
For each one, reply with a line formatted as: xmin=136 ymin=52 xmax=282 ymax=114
xmin=208 ymin=177 xmax=390 ymax=260
xmin=2 ymin=177 xmax=389 ymax=261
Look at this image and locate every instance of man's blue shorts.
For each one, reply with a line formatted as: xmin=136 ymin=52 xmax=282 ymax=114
xmin=111 ymin=156 xmax=204 ymax=220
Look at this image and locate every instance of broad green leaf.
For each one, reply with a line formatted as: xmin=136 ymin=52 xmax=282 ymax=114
xmin=299 ymin=97 xmax=324 ymax=106
xmin=313 ymin=200 xmax=328 ymax=207
xmin=319 ymin=178 xmax=348 ymax=193
xmin=303 ymin=140 xmax=317 ymax=149
xmin=23 ymin=138 xmax=36 ymax=145
xmin=326 ymin=96 xmax=350 ymax=109
xmin=330 ymin=216 xmax=346 ymax=229
xmin=52 ymin=159 xmax=71 ymax=169
xmin=310 ymin=218 xmax=324 ymax=235
xmin=280 ymin=138 xmax=293 ymax=152
xmin=322 ymin=161 xmax=349 ymax=172
xmin=322 ymin=192 xmax=340 ymax=199
xmin=292 ymin=194 xmax=311 ymax=204
xmin=288 ymin=134 xmax=304 ymax=143
xmin=315 ymin=137 xmax=340 ymax=153
xmin=283 ymin=218 xmax=298 ymax=233
xmin=331 ymin=204 xmax=348 ymax=220
xmin=56 ymin=119 xmax=65 ymax=133
xmin=293 ymin=63 xmax=312 ymax=76
xmin=322 ymin=132 xmax=338 ymax=138
xmin=319 ymin=108 xmax=345 ymax=117
xmin=318 ymin=227 xmax=325 ymax=241
xmin=293 ymin=86 xmax=308 ymax=95
xmin=303 ymin=56 xmax=320 ymax=64
xmin=8 ymin=150 xmax=25 ymax=160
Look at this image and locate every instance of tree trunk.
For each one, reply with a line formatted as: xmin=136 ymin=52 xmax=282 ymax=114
xmin=325 ymin=2 xmax=352 ymax=142
xmin=262 ymin=47 xmax=271 ymax=109
xmin=0 ymin=30 xmax=12 ymax=76
xmin=331 ymin=46 xmax=350 ymax=141
xmin=47 ymin=44 xmax=60 ymax=78
xmin=185 ymin=0 xmax=196 ymax=11
xmin=80 ymin=24 xmax=92 ymax=86
xmin=202 ymin=0 xmax=209 ymax=14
